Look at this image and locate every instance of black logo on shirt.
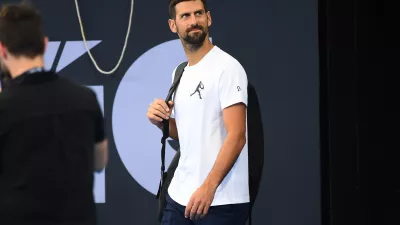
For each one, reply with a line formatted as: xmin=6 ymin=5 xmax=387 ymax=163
xmin=190 ymin=81 xmax=204 ymax=99
xmin=237 ymin=86 xmax=241 ymax=91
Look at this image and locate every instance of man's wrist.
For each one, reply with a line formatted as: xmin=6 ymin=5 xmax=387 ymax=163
xmin=203 ymin=175 xmax=220 ymax=192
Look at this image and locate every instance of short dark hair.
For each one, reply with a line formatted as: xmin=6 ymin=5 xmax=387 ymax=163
xmin=0 ymin=2 xmax=45 ymax=58
xmin=168 ymin=0 xmax=208 ymax=19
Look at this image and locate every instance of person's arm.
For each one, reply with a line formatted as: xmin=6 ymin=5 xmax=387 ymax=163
xmin=168 ymin=118 xmax=179 ymax=141
xmin=200 ymin=71 xmax=247 ymax=190
xmin=202 ymin=103 xmax=246 ymax=189
xmin=148 ymin=65 xmax=182 ymax=141
xmin=94 ymin=139 xmax=108 ymax=171
xmin=185 ymin=61 xmax=248 ymax=219
xmin=92 ymin=92 xmax=108 ymax=172
xmin=153 ymin=101 xmax=179 ymax=141
xmin=202 ymin=62 xmax=248 ymax=191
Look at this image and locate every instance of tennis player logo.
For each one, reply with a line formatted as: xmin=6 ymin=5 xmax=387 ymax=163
xmin=190 ymin=81 xmax=204 ymax=99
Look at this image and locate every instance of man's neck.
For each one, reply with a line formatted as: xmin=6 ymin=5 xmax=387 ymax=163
xmin=184 ymin=39 xmax=214 ymax=67
xmin=8 ymin=56 xmax=45 ymax=79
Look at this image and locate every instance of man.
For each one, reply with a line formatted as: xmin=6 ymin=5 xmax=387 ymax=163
xmin=0 ymin=3 xmax=108 ymax=225
xmin=147 ymin=0 xmax=249 ymax=224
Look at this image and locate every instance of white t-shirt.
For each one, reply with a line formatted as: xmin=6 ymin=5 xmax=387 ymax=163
xmin=168 ymin=46 xmax=249 ymax=206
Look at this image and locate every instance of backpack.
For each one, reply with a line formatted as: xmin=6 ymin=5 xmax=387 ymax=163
xmin=156 ymin=62 xmax=264 ymax=224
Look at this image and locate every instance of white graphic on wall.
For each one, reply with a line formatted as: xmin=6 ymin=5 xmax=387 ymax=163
xmin=44 ymin=41 xmax=60 ymax=70
xmin=112 ymin=39 xmax=186 ymax=195
xmin=112 ymin=38 xmax=212 ymax=195
xmin=56 ymin=41 xmax=102 ymax=72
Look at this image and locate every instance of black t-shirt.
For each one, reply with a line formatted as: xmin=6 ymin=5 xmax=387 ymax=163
xmin=0 ymin=71 xmax=105 ymax=225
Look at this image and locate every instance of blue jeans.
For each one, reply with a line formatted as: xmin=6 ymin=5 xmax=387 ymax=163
xmin=161 ymin=193 xmax=249 ymax=225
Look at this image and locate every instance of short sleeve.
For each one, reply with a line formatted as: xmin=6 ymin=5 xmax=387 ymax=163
xmin=219 ymin=60 xmax=248 ymax=110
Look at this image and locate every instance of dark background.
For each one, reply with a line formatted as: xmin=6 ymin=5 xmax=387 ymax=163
xmin=1 ymin=0 xmax=321 ymax=225
xmin=319 ymin=0 xmax=388 ymax=224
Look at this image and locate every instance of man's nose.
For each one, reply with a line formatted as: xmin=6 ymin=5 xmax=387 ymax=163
xmin=189 ymin=14 xmax=199 ymax=26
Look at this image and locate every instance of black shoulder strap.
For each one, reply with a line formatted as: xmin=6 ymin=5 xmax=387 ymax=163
xmin=165 ymin=62 xmax=187 ymax=102
xmin=156 ymin=61 xmax=187 ymax=199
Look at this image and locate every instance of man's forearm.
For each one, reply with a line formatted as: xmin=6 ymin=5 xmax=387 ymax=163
xmin=202 ymin=132 xmax=246 ymax=190
xmin=158 ymin=118 xmax=179 ymax=140
xmin=94 ymin=139 xmax=109 ymax=172
xmin=168 ymin=118 xmax=179 ymax=140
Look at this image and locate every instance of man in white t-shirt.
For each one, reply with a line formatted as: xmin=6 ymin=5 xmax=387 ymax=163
xmin=147 ymin=0 xmax=249 ymax=224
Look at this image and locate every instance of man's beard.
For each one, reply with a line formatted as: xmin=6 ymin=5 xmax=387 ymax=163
xmin=180 ymin=24 xmax=208 ymax=51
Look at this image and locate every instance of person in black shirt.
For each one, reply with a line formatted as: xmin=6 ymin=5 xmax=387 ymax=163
xmin=0 ymin=3 xmax=108 ymax=225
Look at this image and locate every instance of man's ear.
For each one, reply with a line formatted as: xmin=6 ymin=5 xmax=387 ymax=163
xmin=0 ymin=42 xmax=7 ymax=59
xmin=168 ymin=19 xmax=177 ymax=33
xmin=207 ymin=11 xmax=212 ymax=27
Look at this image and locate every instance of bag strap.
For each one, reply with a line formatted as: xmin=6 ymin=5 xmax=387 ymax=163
xmin=165 ymin=62 xmax=187 ymax=103
xmin=156 ymin=61 xmax=187 ymax=199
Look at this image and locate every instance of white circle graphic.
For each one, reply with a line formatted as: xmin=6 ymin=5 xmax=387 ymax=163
xmin=112 ymin=39 xmax=187 ymax=195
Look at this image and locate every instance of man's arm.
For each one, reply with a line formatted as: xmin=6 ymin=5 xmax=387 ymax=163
xmin=202 ymin=61 xmax=248 ymax=189
xmin=168 ymin=118 xmax=179 ymax=141
xmin=202 ymin=103 xmax=247 ymax=190
xmin=91 ymin=90 xmax=108 ymax=172
xmin=151 ymin=99 xmax=179 ymax=141
xmin=185 ymin=103 xmax=247 ymax=220
xmin=94 ymin=139 xmax=108 ymax=172
xmin=184 ymin=61 xmax=248 ymax=220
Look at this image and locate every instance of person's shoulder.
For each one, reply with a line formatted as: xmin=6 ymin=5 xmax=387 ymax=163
xmin=213 ymin=46 xmax=245 ymax=71
xmin=171 ymin=61 xmax=189 ymax=80
xmin=173 ymin=61 xmax=189 ymax=72
xmin=57 ymin=77 xmax=96 ymax=97
xmin=55 ymin=77 xmax=99 ymax=111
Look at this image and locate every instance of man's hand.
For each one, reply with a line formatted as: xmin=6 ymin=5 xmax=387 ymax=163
xmin=185 ymin=183 xmax=217 ymax=220
xmin=146 ymin=99 xmax=174 ymax=128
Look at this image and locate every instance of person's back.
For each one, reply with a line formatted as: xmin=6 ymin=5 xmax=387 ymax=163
xmin=0 ymin=72 xmax=103 ymax=224
xmin=0 ymin=3 xmax=107 ymax=225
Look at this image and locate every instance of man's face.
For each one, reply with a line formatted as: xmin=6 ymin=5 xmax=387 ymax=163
xmin=169 ymin=0 xmax=212 ymax=48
